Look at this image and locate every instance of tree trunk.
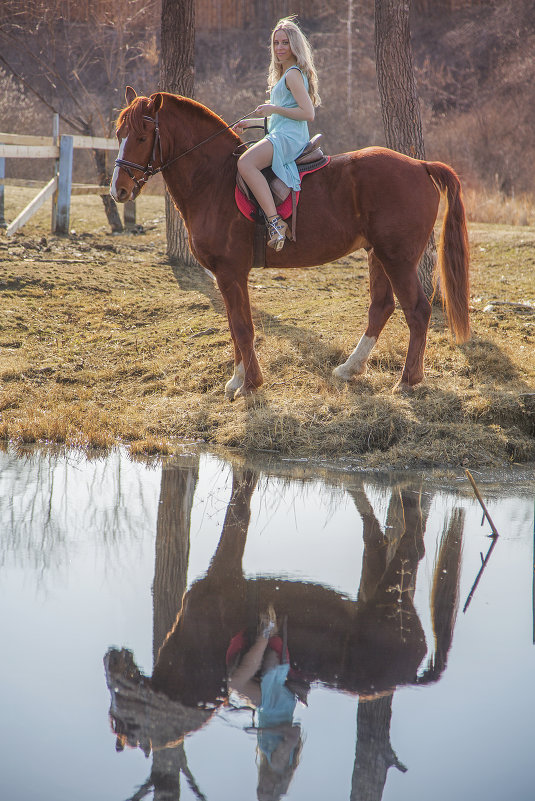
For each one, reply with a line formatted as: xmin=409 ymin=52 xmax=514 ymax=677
xmin=152 ymin=457 xmax=199 ymax=664
xmin=374 ymin=0 xmax=436 ymax=299
xmin=93 ymin=137 xmax=124 ymax=232
xmin=160 ymin=0 xmax=198 ymax=268
xmin=351 ymin=694 xmax=407 ymax=801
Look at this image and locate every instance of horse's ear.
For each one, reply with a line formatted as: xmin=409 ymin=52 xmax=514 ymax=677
xmin=150 ymin=93 xmax=164 ymax=113
xmin=125 ymin=86 xmax=137 ymax=106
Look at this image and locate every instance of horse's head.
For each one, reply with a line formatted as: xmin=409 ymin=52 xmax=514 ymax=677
xmin=110 ymin=86 xmax=164 ymax=203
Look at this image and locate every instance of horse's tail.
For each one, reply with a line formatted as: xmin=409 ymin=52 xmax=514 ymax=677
xmin=416 ymin=508 xmax=464 ymax=686
xmin=425 ymin=161 xmax=470 ymax=343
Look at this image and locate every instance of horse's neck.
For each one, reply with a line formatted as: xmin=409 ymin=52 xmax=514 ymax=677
xmin=161 ymin=106 xmax=235 ymax=207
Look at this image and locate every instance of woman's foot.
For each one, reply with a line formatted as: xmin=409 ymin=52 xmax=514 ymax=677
xmin=266 ymin=214 xmax=289 ymax=251
xmin=258 ymin=604 xmax=277 ymax=638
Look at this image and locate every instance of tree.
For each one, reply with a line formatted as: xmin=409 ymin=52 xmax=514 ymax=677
xmin=0 ymin=0 xmax=159 ymax=232
xmin=374 ymin=0 xmax=436 ymax=298
xmin=152 ymin=458 xmax=199 ymax=663
xmin=160 ymin=0 xmax=198 ymax=268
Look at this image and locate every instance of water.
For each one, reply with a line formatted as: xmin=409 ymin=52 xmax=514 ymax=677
xmin=1 ymin=447 xmax=533 ymax=801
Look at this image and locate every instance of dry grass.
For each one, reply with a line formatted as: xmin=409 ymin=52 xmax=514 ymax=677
xmin=0 ymin=189 xmax=533 ymax=468
xmin=464 ymin=188 xmax=535 ymax=227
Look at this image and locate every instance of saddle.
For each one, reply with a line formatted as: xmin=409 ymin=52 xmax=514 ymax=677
xmin=235 ymin=134 xmax=329 ymax=249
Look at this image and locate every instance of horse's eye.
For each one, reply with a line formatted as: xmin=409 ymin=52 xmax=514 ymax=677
xmin=138 ymin=136 xmax=147 ymax=143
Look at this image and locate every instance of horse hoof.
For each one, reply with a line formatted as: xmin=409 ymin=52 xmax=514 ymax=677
xmin=333 ymin=365 xmax=352 ymax=381
xmin=233 ymin=385 xmax=256 ymax=400
xmin=333 ymin=364 xmax=366 ymax=381
xmin=392 ymin=380 xmax=414 ymax=395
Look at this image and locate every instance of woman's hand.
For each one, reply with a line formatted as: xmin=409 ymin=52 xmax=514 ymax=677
xmin=232 ymin=120 xmax=247 ymax=134
xmin=254 ymin=103 xmax=275 ymax=117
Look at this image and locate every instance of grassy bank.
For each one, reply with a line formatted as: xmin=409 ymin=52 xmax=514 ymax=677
xmin=0 ymin=191 xmax=534 ymax=468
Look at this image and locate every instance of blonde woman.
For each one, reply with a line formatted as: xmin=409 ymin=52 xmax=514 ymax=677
xmin=234 ymin=17 xmax=321 ymax=251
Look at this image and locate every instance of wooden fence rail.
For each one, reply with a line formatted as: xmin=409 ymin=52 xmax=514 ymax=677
xmin=0 ymin=118 xmax=134 ymax=236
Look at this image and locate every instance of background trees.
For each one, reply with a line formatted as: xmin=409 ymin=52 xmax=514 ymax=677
xmin=1 ymin=0 xmax=533 ymax=244
xmin=374 ymin=0 xmax=435 ymax=297
xmin=160 ymin=0 xmax=197 ymax=266
xmin=0 ymin=0 xmax=159 ymax=230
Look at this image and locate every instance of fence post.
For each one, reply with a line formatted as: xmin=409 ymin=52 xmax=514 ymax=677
xmin=50 ymin=113 xmax=59 ymax=232
xmin=54 ymin=134 xmax=73 ymax=235
xmin=0 ymin=157 xmax=6 ymax=228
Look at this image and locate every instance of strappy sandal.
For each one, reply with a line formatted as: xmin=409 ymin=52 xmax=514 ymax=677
xmin=266 ymin=214 xmax=289 ymax=251
xmin=258 ymin=604 xmax=277 ymax=639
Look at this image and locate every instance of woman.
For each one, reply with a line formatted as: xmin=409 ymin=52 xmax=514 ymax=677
xmin=233 ymin=17 xmax=321 ymax=251
xmin=227 ymin=607 xmax=306 ymax=801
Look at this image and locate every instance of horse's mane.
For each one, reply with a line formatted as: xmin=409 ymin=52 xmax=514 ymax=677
xmin=115 ymin=96 xmax=149 ymax=135
xmin=116 ymin=92 xmax=235 ymax=138
xmin=160 ymin=92 xmax=232 ymax=130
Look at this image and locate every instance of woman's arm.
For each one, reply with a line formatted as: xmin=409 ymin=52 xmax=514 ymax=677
xmin=255 ymin=69 xmax=315 ymax=123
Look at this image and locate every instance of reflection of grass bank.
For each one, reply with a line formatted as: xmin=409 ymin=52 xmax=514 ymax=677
xmin=0 ymin=193 xmax=533 ymax=468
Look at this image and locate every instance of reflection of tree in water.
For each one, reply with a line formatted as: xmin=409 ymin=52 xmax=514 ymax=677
xmin=0 ymin=447 xmax=157 ymax=577
xmin=105 ymin=461 xmax=465 ymax=801
xmin=349 ymin=489 xmax=464 ymax=801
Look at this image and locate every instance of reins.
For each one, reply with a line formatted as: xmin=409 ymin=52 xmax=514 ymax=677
xmin=114 ymin=107 xmax=260 ymax=192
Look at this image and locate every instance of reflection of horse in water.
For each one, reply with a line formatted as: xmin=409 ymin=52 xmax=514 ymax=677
xmin=105 ymin=462 xmax=464 ymax=801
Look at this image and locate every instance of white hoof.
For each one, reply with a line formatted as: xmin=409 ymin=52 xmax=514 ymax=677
xmin=333 ymin=363 xmax=366 ymax=381
xmin=225 ymin=362 xmax=245 ymax=400
xmin=334 ymin=335 xmax=376 ymax=382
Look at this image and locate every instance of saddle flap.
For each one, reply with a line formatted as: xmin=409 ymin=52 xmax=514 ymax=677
xmin=269 ymin=177 xmax=290 ymax=206
xmin=236 ymin=170 xmax=290 ymax=208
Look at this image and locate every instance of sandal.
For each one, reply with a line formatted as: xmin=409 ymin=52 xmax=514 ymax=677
xmin=266 ymin=214 xmax=289 ymax=251
xmin=258 ymin=604 xmax=277 ymax=639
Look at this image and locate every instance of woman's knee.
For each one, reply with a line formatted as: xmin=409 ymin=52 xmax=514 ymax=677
xmin=240 ymin=140 xmax=272 ymax=173
xmin=237 ymin=154 xmax=250 ymax=177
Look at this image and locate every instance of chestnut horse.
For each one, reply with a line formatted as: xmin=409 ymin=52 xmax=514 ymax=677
xmin=111 ymin=87 xmax=470 ymax=399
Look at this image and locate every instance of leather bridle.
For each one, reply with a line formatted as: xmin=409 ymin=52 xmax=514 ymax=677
xmin=114 ymin=113 xmax=164 ymax=194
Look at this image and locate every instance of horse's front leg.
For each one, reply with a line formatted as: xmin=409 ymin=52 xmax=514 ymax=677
xmin=224 ymin=340 xmax=246 ymax=400
xmin=217 ymin=273 xmax=263 ymax=400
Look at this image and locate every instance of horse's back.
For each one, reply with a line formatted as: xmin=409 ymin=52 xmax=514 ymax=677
xmin=265 ymin=145 xmax=439 ymax=268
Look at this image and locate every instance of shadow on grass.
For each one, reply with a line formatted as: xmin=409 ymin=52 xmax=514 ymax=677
xmin=169 ymin=259 xmax=349 ymax=377
xmin=461 ymin=337 xmax=522 ymax=385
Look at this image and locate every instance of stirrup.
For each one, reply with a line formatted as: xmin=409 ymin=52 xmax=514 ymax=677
xmin=266 ymin=214 xmax=288 ymax=252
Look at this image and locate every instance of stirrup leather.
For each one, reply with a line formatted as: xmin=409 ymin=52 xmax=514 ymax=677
xmin=266 ymin=214 xmax=288 ymax=252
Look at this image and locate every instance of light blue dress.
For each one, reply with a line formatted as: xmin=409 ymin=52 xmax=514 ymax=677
xmin=266 ymin=66 xmax=310 ymax=192
xmin=257 ymin=663 xmax=296 ymax=728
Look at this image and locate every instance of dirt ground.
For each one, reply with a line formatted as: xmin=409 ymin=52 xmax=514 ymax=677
xmin=0 ymin=190 xmax=534 ymax=469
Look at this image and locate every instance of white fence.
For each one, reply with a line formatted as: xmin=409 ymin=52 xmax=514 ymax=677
xmin=0 ymin=116 xmax=134 ymax=236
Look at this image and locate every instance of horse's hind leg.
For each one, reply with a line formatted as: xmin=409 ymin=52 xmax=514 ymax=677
xmin=333 ymin=250 xmax=395 ymax=381
xmin=385 ymin=261 xmax=431 ymax=390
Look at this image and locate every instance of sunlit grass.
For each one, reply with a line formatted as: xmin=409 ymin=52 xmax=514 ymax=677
xmin=0 ymin=191 xmax=533 ymax=467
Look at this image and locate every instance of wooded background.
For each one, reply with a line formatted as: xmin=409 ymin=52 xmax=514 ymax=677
xmin=0 ymin=0 xmax=532 ymax=199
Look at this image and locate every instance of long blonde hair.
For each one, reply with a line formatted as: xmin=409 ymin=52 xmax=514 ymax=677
xmin=267 ymin=16 xmax=321 ymax=107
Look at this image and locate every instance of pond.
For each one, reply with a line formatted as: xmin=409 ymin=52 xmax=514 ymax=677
xmin=1 ymin=447 xmax=534 ymax=801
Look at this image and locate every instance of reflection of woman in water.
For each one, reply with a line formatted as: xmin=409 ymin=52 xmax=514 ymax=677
xmin=227 ymin=606 xmax=307 ymax=801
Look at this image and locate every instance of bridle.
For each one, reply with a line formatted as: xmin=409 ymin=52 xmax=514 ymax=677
xmin=114 ymin=108 xmax=260 ymax=193
xmin=114 ymin=113 xmax=164 ymax=194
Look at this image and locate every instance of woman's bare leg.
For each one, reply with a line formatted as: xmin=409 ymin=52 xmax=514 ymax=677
xmin=228 ymin=606 xmax=277 ymax=704
xmin=228 ymin=635 xmax=270 ymax=706
xmin=237 ymin=139 xmax=277 ymax=218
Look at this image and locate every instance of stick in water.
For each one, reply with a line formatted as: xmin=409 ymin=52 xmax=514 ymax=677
xmin=465 ymin=469 xmax=500 ymax=538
